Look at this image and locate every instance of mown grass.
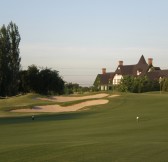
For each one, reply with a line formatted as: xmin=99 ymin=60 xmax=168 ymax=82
xmin=0 ymin=92 xmax=168 ymax=161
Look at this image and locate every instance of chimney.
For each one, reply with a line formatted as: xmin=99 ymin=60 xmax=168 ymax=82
xmin=118 ymin=61 xmax=123 ymax=66
xmin=148 ymin=58 xmax=153 ymax=65
xmin=102 ymin=68 xmax=106 ymax=74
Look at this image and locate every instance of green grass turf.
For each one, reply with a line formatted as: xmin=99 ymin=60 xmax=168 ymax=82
xmin=1 ymin=92 xmax=168 ymax=161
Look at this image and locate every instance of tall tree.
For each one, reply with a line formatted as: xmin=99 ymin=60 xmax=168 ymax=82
xmin=0 ymin=22 xmax=21 ymax=96
xmin=7 ymin=22 xmax=21 ymax=95
xmin=0 ymin=25 xmax=11 ymax=96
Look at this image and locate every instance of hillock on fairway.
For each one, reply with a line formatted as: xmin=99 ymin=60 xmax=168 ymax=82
xmin=1 ymin=93 xmax=168 ymax=161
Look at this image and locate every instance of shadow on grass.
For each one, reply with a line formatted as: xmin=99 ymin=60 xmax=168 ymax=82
xmin=0 ymin=111 xmax=94 ymax=125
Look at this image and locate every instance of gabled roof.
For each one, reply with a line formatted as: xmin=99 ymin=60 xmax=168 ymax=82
xmin=97 ymin=72 xmax=114 ymax=85
xmin=114 ymin=55 xmax=149 ymax=77
xmin=146 ymin=70 xmax=168 ymax=80
xmin=115 ymin=65 xmax=135 ymax=76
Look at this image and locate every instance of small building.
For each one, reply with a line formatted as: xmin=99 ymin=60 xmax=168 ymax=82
xmin=94 ymin=55 xmax=168 ymax=90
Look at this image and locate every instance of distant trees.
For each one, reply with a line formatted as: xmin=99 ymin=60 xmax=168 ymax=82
xmin=37 ymin=67 xmax=64 ymax=95
xmin=0 ymin=22 xmax=65 ymax=96
xmin=19 ymin=65 xmax=65 ymax=95
xmin=118 ymin=76 xmax=160 ymax=93
xmin=64 ymin=83 xmax=77 ymax=94
xmin=64 ymin=83 xmax=91 ymax=94
xmin=0 ymin=22 xmax=21 ymax=96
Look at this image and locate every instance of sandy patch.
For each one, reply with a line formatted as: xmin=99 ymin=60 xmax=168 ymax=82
xmin=108 ymin=94 xmax=120 ymax=98
xmin=12 ymin=99 xmax=109 ymax=113
xmin=38 ymin=93 xmax=109 ymax=102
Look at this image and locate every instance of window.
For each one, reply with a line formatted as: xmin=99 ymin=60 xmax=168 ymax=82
xmin=137 ymin=70 xmax=141 ymax=76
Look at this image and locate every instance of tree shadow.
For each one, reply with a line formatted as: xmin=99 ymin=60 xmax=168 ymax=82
xmin=0 ymin=111 xmax=94 ymax=125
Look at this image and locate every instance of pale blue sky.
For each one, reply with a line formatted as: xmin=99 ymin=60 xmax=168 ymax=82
xmin=1 ymin=0 xmax=168 ymax=86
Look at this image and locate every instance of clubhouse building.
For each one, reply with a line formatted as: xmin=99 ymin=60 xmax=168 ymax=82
xmin=94 ymin=55 xmax=168 ymax=91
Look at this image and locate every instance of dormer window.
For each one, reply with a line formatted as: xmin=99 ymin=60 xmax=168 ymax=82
xmin=118 ymin=67 xmax=120 ymax=70
xmin=137 ymin=70 xmax=141 ymax=76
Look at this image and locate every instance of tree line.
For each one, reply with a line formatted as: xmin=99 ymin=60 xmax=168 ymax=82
xmin=116 ymin=75 xmax=168 ymax=93
xmin=64 ymin=82 xmax=91 ymax=94
xmin=117 ymin=76 xmax=160 ymax=93
xmin=0 ymin=22 xmax=64 ymax=97
xmin=19 ymin=65 xmax=64 ymax=95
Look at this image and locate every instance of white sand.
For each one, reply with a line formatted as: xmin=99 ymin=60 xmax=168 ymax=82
xmin=12 ymin=99 xmax=109 ymax=113
xmin=38 ymin=93 xmax=109 ymax=102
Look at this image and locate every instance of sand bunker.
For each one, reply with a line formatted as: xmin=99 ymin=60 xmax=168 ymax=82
xmin=108 ymin=94 xmax=120 ymax=98
xmin=12 ymin=99 xmax=109 ymax=113
xmin=38 ymin=93 xmax=109 ymax=102
xmin=11 ymin=93 xmax=120 ymax=113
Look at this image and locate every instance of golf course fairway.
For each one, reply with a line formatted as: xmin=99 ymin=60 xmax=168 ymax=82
xmin=0 ymin=92 xmax=168 ymax=162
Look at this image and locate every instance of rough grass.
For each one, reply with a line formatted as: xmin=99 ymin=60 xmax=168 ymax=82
xmin=0 ymin=92 xmax=168 ymax=161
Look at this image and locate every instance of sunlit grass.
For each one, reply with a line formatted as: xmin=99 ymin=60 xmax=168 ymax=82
xmin=1 ymin=92 xmax=168 ymax=161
